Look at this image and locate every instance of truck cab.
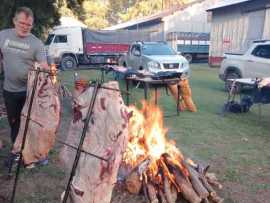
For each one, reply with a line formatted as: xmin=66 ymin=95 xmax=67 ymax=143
xmin=121 ymin=41 xmax=190 ymax=77
xmin=45 ymin=26 xmax=84 ymax=70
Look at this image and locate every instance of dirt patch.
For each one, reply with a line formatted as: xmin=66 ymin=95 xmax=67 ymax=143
xmin=209 ymin=156 xmax=270 ymax=203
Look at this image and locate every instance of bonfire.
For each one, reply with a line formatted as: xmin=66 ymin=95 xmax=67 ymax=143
xmin=117 ymin=101 xmax=223 ymax=203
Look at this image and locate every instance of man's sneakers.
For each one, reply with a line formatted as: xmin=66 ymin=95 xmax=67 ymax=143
xmin=25 ymin=158 xmax=49 ymax=169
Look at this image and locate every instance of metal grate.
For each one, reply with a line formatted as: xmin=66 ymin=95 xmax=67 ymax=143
xmin=163 ymin=63 xmax=179 ymax=69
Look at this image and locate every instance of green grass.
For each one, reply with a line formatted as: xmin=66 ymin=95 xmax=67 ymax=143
xmin=1 ymin=64 xmax=270 ymax=202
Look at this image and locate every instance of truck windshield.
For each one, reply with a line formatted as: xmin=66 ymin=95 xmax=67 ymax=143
xmin=45 ymin=34 xmax=55 ymax=45
xmin=142 ymin=44 xmax=176 ymax=55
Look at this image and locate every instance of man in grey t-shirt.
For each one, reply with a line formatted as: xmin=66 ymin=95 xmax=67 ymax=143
xmin=0 ymin=7 xmax=48 ymax=144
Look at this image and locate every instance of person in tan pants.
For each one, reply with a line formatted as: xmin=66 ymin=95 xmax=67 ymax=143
xmin=168 ymin=78 xmax=197 ymax=112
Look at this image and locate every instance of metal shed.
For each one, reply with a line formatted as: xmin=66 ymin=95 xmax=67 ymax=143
xmin=104 ymin=0 xmax=215 ymax=62
xmin=207 ymin=0 xmax=270 ymax=66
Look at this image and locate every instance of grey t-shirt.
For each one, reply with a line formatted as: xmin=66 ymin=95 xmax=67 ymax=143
xmin=0 ymin=28 xmax=46 ymax=92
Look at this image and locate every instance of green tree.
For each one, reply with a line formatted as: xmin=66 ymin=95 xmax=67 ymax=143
xmin=107 ymin=0 xmax=137 ymax=24
xmin=117 ymin=0 xmax=194 ymax=24
xmin=82 ymin=0 xmax=109 ymax=29
xmin=0 ymin=0 xmax=60 ymax=39
xmin=64 ymin=0 xmax=86 ymax=21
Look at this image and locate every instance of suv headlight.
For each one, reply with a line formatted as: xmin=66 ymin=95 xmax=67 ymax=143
xmin=148 ymin=61 xmax=161 ymax=70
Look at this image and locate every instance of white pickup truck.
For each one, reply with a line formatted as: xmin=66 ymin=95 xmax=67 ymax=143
xmin=219 ymin=40 xmax=270 ymax=91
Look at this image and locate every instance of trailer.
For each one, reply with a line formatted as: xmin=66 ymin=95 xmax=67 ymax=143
xmin=167 ymin=31 xmax=210 ymax=63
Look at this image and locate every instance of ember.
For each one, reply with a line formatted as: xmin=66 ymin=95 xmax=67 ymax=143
xmin=120 ymin=101 xmax=223 ymax=203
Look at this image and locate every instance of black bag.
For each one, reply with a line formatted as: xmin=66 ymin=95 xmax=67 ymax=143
xmin=225 ymin=101 xmax=243 ymax=113
xmin=224 ymin=97 xmax=253 ymax=113
xmin=240 ymin=96 xmax=253 ymax=112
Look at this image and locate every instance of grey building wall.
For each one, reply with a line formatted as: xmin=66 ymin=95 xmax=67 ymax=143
xmin=209 ymin=0 xmax=270 ymax=65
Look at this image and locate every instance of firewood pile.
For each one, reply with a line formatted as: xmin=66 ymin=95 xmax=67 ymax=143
xmin=115 ymin=156 xmax=223 ymax=203
xmin=112 ymin=102 xmax=223 ymax=203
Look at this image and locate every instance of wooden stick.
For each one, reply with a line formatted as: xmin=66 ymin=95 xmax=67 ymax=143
xmin=164 ymin=175 xmax=177 ymax=203
xmin=199 ymin=173 xmax=223 ymax=203
xmin=146 ymin=182 xmax=159 ymax=203
xmin=183 ymin=161 xmax=209 ymax=199
xmin=143 ymin=175 xmax=151 ymax=203
xmin=205 ymin=173 xmax=223 ymax=189
xmin=173 ymin=168 xmax=202 ymax=203
xmin=158 ymin=188 xmax=168 ymax=203
xmin=159 ymin=158 xmax=180 ymax=192
xmin=195 ymin=163 xmax=224 ymax=203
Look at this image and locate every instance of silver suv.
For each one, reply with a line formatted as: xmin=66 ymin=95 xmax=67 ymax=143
xmin=219 ymin=40 xmax=270 ymax=91
xmin=121 ymin=41 xmax=190 ymax=76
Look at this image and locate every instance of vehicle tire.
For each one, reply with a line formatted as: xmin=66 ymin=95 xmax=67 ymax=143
xmin=225 ymin=72 xmax=241 ymax=93
xmin=184 ymin=54 xmax=193 ymax=63
xmin=60 ymin=55 xmax=77 ymax=70
xmin=123 ymin=62 xmax=127 ymax=67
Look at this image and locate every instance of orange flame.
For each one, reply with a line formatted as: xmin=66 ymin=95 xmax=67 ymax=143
xmin=124 ymin=101 xmax=185 ymax=177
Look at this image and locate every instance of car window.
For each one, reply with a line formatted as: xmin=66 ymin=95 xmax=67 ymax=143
xmin=142 ymin=44 xmax=176 ymax=55
xmin=131 ymin=45 xmax=140 ymax=55
xmin=251 ymin=45 xmax=270 ymax=59
xmin=45 ymin=34 xmax=55 ymax=45
xmin=54 ymin=35 xmax=67 ymax=43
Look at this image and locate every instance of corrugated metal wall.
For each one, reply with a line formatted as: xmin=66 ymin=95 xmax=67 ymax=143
xmin=209 ymin=0 xmax=270 ymax=66
xmin=163 ymin=0 xmax=213 ymax=50
xmin=263 ymin=8 xmax=270 ymax=39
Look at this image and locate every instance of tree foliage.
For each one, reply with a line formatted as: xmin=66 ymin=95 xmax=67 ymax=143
xmin=0 ymin=0 xmax=60 ymax=39
xmin=118 ymin=0 xmax=193 ymax=23
xmin=82 ymin=0 xmax=109 ymax=29
xmin=0 ymin=0 xmax=196 ymax=37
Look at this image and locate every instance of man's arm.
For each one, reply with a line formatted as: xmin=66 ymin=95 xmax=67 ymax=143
xmin=35 ymin=40 xmax=49 ymax=70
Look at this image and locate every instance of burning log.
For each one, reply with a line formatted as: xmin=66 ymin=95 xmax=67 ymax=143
xmin=197 ymin=165 xmax=224 ymax=203
xmin=163 ymin=175 xmax=177 ymax=203
xmin=146 ymin=182 xmax=159 ymax=203
xmin=173 ymin=168 xmax=201 ymax=203
xmin=60 ymin=81 xmax=129 ymax=203
xmin=183 ymin=162 xmax=209 ymax=199
xmin=143 ymin=176 xmax=151 ymax=203
xmin=119 ymin=101 xmax=223 ymax=203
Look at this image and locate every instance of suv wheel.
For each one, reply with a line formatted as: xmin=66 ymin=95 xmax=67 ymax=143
xmin=61 ymin=55 xmax=77 ymax=70
xmin=225 ymin=72 xmax=241 ymax=93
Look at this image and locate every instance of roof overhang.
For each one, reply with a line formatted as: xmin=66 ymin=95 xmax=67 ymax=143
xmin=206 ymin=0 xmax=252 ymax=11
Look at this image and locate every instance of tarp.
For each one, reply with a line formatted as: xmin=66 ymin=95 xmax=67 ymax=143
xmin=83 ymin=29 xmax=152 ymax=44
